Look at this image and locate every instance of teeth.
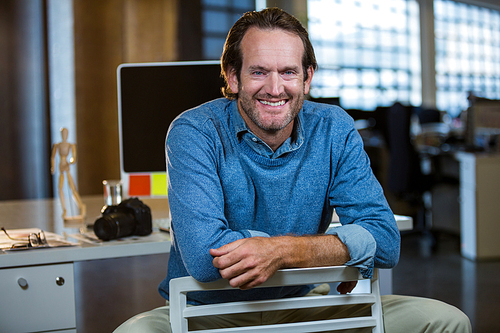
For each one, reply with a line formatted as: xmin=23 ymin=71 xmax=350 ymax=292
xmin=260 ymin=100 xmax=285 ymax=106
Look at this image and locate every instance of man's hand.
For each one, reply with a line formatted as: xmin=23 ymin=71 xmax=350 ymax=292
xmin=210 ymin=234 xmax=351 ymax=290
xmin=210 ymin=237 xmax=283 ymax=290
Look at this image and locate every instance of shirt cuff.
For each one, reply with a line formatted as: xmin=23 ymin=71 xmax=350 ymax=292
xmin=326 ymin=224 xmax=376 ymax=278
xmin=241 ymin=230 xmax=271 ymax=238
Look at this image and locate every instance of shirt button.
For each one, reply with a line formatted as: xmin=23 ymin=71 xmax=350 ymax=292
xmin=252 ymin=137 xmax=258 ymax=142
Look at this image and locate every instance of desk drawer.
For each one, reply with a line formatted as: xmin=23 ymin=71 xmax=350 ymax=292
xmin=0 ymin=263 xmax=76 ymax=333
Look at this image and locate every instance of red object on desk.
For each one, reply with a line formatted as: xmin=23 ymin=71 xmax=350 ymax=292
xmin=128 ymin=174 xmax=151 ymax=196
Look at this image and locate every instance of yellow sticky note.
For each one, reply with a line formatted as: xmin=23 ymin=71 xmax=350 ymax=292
xmin=151 ymin=173 xmax=168 ymax=196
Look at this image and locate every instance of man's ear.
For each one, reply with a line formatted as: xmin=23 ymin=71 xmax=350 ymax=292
xmin=226 ymin=66 xmax=239 ymax=94
xmin=303 ymin=66 xmax=314 ymax=95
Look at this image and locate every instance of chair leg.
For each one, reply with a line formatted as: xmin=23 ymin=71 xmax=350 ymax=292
xmin=371 ymin=269 xmax=385 ymax=333
xmin=170 ymin=291 xmax=188 ymax=333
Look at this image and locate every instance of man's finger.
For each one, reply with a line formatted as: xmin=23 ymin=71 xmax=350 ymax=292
xmin=210 ymin=238 xmax=245 ymax=257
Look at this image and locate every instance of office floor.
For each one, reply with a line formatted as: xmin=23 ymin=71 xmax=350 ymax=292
xmin=393 ymin=232 xmax=500 ymax=333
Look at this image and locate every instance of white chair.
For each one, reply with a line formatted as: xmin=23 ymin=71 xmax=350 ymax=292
xmin=169 ymin=266 xmax=384 ymax=333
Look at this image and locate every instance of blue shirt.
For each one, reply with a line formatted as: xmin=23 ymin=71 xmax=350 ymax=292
xmin=159 ymin=98 xmax=400 ymax=304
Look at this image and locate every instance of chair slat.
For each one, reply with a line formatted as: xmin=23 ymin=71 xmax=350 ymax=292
xmin=183 ymin=294 xmax=376 ymax=318
xmin=172 ymin=266 xmax=364 ymax=294
xmin=189 ymin=317 xmax=377 ymax=333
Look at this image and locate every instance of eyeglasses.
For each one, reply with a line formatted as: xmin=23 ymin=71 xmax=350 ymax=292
xmin=1 ymin=227 xmax=48 ymax=249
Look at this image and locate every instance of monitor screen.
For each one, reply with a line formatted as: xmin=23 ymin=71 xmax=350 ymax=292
xmin=117 ymin=61 xmax=224 ymax=197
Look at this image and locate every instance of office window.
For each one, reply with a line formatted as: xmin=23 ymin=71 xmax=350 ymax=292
xmin=201 ymin=0 xmax=255 ymax=59
xmin=308 ymin=0 xmax=421 ymax=110
xmin=434 ymin=0 xmax=500 ymax=117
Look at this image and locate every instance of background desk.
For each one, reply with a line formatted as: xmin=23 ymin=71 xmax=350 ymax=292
xmin=0 ymin=196 xmax=411 ymax=333
xmin=456 ymin=152 xmax=500 ymax=260
xmin=0 ymin=196 xmax=171 ymax=333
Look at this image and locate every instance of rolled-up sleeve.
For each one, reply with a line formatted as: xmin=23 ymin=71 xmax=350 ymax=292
xmin=326 ymin=224 xmax=376 ymax=278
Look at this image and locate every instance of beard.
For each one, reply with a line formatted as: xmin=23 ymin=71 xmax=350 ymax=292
xmin=238 ymin=89 xmax=305 ymax=133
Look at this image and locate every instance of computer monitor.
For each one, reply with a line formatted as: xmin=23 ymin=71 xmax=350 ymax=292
xmin=117 ymin=60 xmax=224 ymax=197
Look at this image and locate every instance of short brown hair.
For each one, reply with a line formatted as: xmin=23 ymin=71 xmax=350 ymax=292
xmin=220 ymin=7 xmax=317 ymax=100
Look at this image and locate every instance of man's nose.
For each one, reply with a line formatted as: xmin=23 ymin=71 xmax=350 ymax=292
xmin=264 ymin=72 xmax=285 ymax=96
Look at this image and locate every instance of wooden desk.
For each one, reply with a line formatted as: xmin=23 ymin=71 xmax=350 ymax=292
xmin=0 ymin=196 xmax=171 ymax=333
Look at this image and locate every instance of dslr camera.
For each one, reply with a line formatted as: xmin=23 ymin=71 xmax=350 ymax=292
xmin=94 ymin=197 xmax=152 ymax=241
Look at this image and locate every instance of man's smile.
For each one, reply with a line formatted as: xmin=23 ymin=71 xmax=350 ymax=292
xmin=259 ymin=99 xmax=287 ymax=107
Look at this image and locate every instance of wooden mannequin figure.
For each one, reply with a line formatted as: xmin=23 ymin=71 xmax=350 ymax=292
xmin=50 ymin=128 xmax=86 ymax=221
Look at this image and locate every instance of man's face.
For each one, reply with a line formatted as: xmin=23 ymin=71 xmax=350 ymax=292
xmin=227 ymin=27 xmax=313 ymax=136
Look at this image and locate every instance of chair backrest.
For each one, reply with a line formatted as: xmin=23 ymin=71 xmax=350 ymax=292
xmin=169 ymin=266 xmax=384 ymax=333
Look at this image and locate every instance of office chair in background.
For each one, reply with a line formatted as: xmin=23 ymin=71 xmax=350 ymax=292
xmin=386 ymin=102 xmax=431 ymax=220
xmin=385 ymin=102 xmax=459 ymax=252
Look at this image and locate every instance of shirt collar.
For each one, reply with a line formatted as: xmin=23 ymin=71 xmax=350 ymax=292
xmin=230 ymin=101 xmax=249 ymax=138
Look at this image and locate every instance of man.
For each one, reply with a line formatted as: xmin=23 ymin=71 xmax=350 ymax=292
xmin=115 ymin=7 xmax=471 ymax=332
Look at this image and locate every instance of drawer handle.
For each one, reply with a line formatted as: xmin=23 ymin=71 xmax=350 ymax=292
xmin=18 ymin=277 xmax=28 ymax=289
xmin=56 ymin=276 xmax=65 ymax=286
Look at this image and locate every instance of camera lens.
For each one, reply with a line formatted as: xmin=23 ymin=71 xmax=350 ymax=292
xmin=93 ymin=212 xmax=136 ymax=241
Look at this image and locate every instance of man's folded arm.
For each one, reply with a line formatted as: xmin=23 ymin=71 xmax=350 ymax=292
xmin=167 ymin=120 xmax=269 ymax=282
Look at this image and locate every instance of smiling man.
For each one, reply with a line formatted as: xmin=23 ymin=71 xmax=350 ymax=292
xmin=115 ymin=8 xmax=471 ymax=333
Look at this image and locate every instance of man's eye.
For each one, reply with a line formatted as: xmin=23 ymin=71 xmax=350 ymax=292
xmin=282 ymin=70 xmax=298 ymax=77
xmin=253 ymin=71 xmax=264 ymax=75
